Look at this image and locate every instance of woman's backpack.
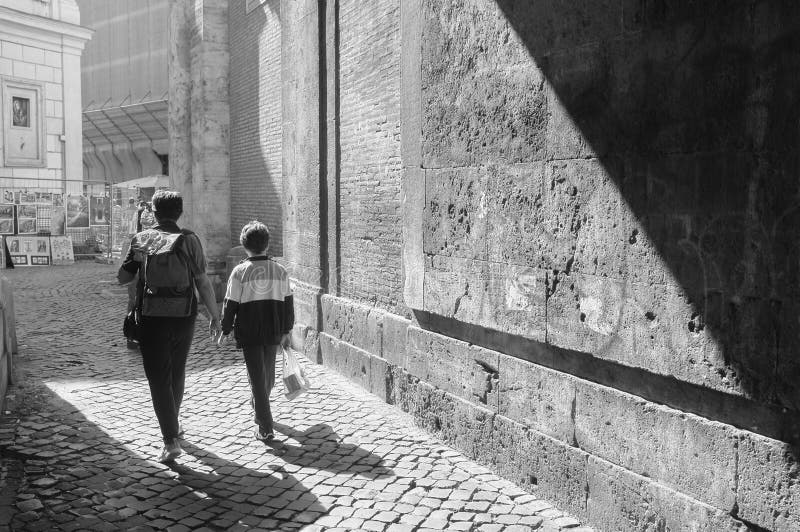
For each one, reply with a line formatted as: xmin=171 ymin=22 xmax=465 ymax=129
xmin=135 ymin=229 xmax=195 ymax=317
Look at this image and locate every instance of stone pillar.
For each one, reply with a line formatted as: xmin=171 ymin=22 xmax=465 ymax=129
xmin=324 ymin=0 xmax=340 ymax=297
xmin=168 ymin=0 xmax=193 ymax=220
xmin=168 ymin=0 xmax=230 ymax=297
xmin=400 ymin=0 xmax=424 ymax=309
xmin=282 ymin=0 xmax=327 ymax=350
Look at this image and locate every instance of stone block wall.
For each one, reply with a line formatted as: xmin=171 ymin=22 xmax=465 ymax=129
xmin=229 ymin=0 xmax=800 ymax=530
xmin=408 ymin=0 xmax=800 ymax=414
xmin=313 ymin=295 xmax=798 ymax=531
xmin=228 ymin=0 xmax=283 ymax=255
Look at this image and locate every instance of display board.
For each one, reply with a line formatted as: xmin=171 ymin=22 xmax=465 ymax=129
xmin=50 ymin=236 xmax=75 ymax=265
xmin=0 ymin=189 xmax=66 ymax=236
xmin=5 ymin=235 xmax=50 ymax=266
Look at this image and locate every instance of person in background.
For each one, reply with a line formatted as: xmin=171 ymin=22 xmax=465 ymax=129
xmin=218 ymin=221 xmax=294 ymax=442
xmin=137 ymin=201 xmax=156 ymax=232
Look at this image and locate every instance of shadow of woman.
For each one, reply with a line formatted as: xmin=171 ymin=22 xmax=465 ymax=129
xmin=266 ymin=422 xmax=394 ymax=480
xmin=171 ymin=439 xmax=329 ymax=530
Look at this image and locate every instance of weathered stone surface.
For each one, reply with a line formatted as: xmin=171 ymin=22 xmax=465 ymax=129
xmin=586 ymin=457 xmax=747 ymax=532
xmin=496 ymin=354 xmax=575 ymax=445
xmin=184 ymin=0 xmax=231 ymax=263
xmin=402 ymin=166 xmax=425 ymax=310
xmin=574 ymin=382 xmax=737 ymax=511
xmin=544 ymin=45 xmax=608 ymax=161
xmin=301 ymin=327 xmax=321 ymax=364
xmin=420 ymin=0 xmax=548 ymax=167
xmin=319 ymin=333 xmax=371 ymax=391
xmin=281 ymin=0 xmax=326 ymax=290
xmin=485 ymin=163 xmax=547 ymax=268
xmin=483 ymin=263 xmax=548 ymax=343
xmin=407 ymin=327 xmax=499 ymax=411
xmin=424 ymin=167 xmax=488 ymax=260
xmin=736 ymin=432 xmax=800 ymax=532
xmin=423 ymin=256 xmax=548 ymax=342
xmin=291 ymin=280 xmax=324 ymax=333
xmin=493 ymin=415 xmax=589 ymax=522
xmin=318 ymin=330 xmax=392 ymax=402
xmin=321 ymin=295 xmax=384 ymax=357
xmin=368 ymin=354 xmax=392 ymax=403
xmin=547 ymin=274 xmax=734 ymax=396
xmin=539 ymin=159 xmax=617 ymax=274
xmin=423 ymin=255 xmax=487 ymax=324
xmin=382 ymin=313 xmax=411 ymax=369
xmin=392 ymin=369 xmax=498 ymax=469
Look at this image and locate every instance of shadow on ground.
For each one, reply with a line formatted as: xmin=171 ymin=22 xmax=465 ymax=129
xmin=0 ymin=354 xmax=393 ymax=530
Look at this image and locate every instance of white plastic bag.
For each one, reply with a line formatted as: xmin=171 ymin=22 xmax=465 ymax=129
xmin=282 ymin=347 xmax=311 ymax=400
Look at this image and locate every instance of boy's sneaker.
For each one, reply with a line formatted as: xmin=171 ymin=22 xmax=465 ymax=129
xmin=255 ymin=428 xmax=275 ymax=442
xmin=158 ymin=439 xmax=182 ymax=463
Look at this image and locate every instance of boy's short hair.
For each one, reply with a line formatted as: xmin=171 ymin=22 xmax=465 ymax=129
xmin=240 ymin=221 xmax=270 ymax=253
xmin=151 ymin=190 xmax=183 ymax=221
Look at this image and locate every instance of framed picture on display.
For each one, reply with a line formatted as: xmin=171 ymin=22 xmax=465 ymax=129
xmin=17 ymin=204 xmax=36 ymax=219
xmin=0 ymin=204 xmax=13 ymax=235
xmin=17 ymin=217 xmax=37 ymax=234
xmin=2 ymin=78 xmax=46 ymax=167
xmin=66 ymin=195 xmax=89 ymax=228
xmin=90 ymin=195 xmax=110 ymax=226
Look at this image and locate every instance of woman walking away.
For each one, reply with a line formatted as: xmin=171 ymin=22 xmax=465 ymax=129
xmin=117 ymin=191 xmax=221 ymax=463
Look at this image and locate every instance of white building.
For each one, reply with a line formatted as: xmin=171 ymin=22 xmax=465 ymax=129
xmin=0 ymin=0 xmax=91 ymax=194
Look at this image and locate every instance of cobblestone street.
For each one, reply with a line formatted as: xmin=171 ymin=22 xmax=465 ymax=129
xmin=0 ymin=263 xmax=590 ymax=532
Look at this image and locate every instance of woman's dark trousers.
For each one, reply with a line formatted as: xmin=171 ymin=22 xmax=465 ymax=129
xmin=139 ymin=316 xmax=196 ymax=443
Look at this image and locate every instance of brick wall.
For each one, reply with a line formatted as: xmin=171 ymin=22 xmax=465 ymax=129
xmin=228 ymin=0 xmax=283 ymax=255
xmin=337 ymin=0 xmax=403 ymax=311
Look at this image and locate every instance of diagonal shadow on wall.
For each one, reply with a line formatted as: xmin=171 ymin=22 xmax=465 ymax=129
xmin=495 ymin=1 xmax=800 ymax=428
xmin=417 ymin=0 xmax=800 ymax=447
xmin=229 ymin=0 xmax=285 ymax=256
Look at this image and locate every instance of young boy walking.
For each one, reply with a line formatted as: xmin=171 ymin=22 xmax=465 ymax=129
xmin=219 ymin=221 xmax=294 ymax=441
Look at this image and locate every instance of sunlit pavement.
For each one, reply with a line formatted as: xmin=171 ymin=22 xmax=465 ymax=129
xmin=0 ymin=263 xmax=592 ymax=532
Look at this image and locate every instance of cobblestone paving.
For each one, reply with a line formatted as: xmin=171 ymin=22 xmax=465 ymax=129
xmin=0 ymin=263 xmax=592 ymax=532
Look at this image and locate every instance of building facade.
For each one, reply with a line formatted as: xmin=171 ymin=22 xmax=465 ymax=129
xmin=173 ymin=2 xmax=800 ymax=531
xmin=0 ymin=0 xmax=90 ymax=193
xmin=77 ymin=0 xmax=169 ymax=185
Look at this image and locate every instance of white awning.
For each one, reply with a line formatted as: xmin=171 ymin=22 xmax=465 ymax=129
xmin=113 ymin=175 xmax=172 ymax=189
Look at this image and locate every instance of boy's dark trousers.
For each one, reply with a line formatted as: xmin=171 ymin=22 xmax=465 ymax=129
xmin=242 ymin=344 xmax=278 ymax=432
xmin=139 ymin=315 xmax=196 ymax=442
